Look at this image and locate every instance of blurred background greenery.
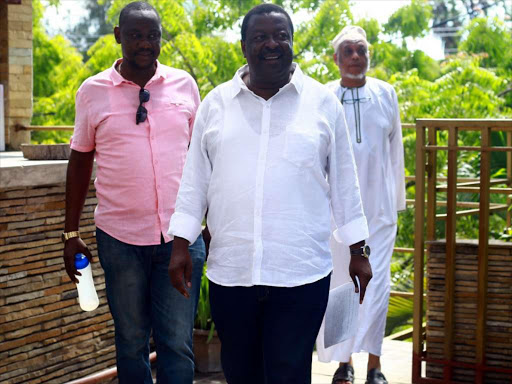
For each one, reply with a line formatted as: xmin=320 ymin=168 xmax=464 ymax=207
xmin=32 ymin=0 xmax=512 ymax=337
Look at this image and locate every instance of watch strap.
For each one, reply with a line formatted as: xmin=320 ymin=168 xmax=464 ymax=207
xmin=350 ymin=247 xmax=364 ymax=255
xmin=62 ymin=231 xmax=80 ymax=242
xmin=350 ymin=245 xmax=370 ymax=258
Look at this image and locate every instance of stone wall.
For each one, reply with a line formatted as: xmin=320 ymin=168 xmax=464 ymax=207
xmin=0 ymin=182 xmax=117 ymax=383
xmin=0 ymin=0 xmax=32 ymax=150
xmin=426 ymin=240 xmax=512 ymax=383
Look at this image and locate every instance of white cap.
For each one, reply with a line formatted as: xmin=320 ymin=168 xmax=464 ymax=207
xmin=331 ymin=25 xmax=368 ymax=52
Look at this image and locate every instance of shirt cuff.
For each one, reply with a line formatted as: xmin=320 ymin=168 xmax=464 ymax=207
xmin=333 ymin=216 xmax=369 ymax=245
xmin=167 ymin=211 xmax=203 ymax=244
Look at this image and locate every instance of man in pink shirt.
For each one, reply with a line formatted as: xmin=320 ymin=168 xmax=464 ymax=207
xmin=61 ymin=2 xmax=205 ymax=383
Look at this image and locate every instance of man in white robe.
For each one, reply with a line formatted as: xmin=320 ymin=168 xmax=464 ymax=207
xmin=316 ymin=26 xmax=406 ymax=384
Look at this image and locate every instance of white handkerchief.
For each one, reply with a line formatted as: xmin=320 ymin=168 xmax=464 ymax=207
xmin=323 ymin=281 xmax=360 ymax=348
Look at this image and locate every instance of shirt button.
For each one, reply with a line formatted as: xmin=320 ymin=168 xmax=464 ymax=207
xmin=151 ymin=135 xmax=155 ymax=140
xmin=159 ymin=209 xmax=163 ymax=214
xmin=154 ymin=160 xmax=158 ymax=164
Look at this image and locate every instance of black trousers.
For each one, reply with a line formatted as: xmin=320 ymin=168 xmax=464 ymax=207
xmin=209 ymin=274 xmax=331 ymax=384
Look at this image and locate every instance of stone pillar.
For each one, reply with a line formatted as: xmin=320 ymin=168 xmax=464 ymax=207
xmin=0 ymin=0 xmax=32 ymax=150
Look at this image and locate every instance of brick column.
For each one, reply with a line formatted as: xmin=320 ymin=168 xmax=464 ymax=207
xmin=0 ymin=0 xmax=32 ymax=150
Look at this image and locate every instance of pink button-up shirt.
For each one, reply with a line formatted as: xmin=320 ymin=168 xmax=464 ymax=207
xmin=71 ymin=59 xmax=200 ymax=245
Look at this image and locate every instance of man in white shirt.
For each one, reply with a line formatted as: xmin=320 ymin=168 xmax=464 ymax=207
xmin=315 ymin=26 xmax=406 ymax=384
xmin=168 ymin=5 xmax=372 ymax=383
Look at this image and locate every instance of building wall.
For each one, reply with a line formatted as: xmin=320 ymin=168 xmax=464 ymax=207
xmin=0 ymin=182 xmax=117 ymax=383
xmin=0 ymin=0 xmax=32 ymax=150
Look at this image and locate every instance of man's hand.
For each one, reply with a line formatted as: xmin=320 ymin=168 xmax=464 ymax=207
xmin=63 ymin=237 xmax=93 ymax=284
xmin=63 ymin=149 xmax=95 ymax=284
xmin=349 ymin=251 xmax=373 ymax=304
xmin=169 ymin=237 xmax=192 ymax=298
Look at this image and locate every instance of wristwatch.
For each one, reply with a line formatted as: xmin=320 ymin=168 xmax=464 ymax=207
xmin=350 ymin=244 xmax=371 ymax=258
xmin=61 ymin=231 xmax=80 ymax=243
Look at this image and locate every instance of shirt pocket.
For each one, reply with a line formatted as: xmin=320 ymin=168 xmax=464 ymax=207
xmin=156 ymin=99 xmax=194 ymax=136
xmin=166 ymin=99 xmax=193 ymax=117
xmin=282 ymin=129 xmax=317 ymax=168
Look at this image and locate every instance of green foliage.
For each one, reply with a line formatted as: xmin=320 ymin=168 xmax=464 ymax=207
xmin=69 ymin=0 xmax=113 ymax=56
xmin=195 ymin=265 xmax=215 ymax=342
xmin=32 ymin=0 xmax=512 ymax=339
xmin=32 ymin=0 xmax=83 ymax=143
xmin=386 ymin=296 xmax=415 ymax=336
xmin=293 ymin=0 xmax=352 ymax=84
xmin=384 ymin=0 xmax=432 ymax=39
xmin=459 ymin=17 xmax=512 ymax=71
xmin=356 ymin=18 xmax=380 ymax=45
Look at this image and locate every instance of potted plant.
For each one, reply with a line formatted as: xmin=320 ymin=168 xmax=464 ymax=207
xmin=193 ymin=265 xmax=222 ymax=373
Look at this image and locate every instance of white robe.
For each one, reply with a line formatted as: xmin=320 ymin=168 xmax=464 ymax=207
xmin=317 ymin=77 xmax=406 ymax=362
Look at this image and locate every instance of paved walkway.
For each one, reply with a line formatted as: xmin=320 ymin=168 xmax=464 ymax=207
xmin=193 ymin=339 xmax=412 ymax=384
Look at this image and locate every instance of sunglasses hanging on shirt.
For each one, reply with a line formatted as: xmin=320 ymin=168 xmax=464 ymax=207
xmin=340 ymin=87 xmax=370 ymax=144
xmin=136 ymin=88 xmax=150 ymax=125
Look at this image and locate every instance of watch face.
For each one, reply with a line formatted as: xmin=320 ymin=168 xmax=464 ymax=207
xmin=364 ymin=245 xmax=371 ymax=257
xmin=61 ymin=233 xmax=66 ymax=243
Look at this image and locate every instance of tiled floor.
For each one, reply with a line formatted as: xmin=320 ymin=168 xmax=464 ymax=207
xmin=192 ymin=339 xmax=412 ymax=384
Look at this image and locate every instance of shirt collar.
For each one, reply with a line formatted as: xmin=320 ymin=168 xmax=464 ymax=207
xmin=110 ymin=59 xmax=165 ymax=87
xmin=230 ymin=62 xmax=304 ymax=99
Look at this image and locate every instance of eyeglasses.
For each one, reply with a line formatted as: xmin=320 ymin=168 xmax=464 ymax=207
xmin=136 ymin=88 xmax=150 ymax=125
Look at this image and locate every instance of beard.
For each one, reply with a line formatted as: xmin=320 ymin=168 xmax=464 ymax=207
xmin=341 ymin=57 xmax=370 ymax=80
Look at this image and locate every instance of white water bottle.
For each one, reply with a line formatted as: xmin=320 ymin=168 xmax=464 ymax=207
xmin=75 ymin=253 xmax=99 ymax=311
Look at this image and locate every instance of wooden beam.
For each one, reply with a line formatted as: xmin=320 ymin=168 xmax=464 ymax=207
xmin=436 ymin=186 xmax=512 ymax=194
xmin=412 ymin=123 xmax=426 ymax=384
xmin=390 ymin=290 xmax=415 ymax=298
xmin=427 ymin=126 xmax=437 ymax=243
xmin=434 ymin=200 xmax=506 ymax=208
xmin=437 ymin=179 xmax=506 ymax=188
xmin=393 ymin=247 xmax=415 ymax=253
xmin=507 ymin=131 xmax=512 ymax=227
xmin=15 ymin=124 xmax=74 ymax=131
xmin=424 ymin=145 xmax=512 ymax=152
xmin=435 ymin=204 xmax=508 ymax=219
xmin=416 ymin=118 xmax=512 ymax=129
xmin=443 ymin=126 xmax=458 ymax=381
xmin=476 ymin=127 xmax=491 ymax=384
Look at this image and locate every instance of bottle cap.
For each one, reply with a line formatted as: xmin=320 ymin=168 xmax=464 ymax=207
xmin=74 ymin=253 xmax=90 ymax=269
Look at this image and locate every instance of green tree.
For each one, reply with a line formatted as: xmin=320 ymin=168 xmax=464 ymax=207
xmin=459 ymin=17 xmax=512 ymax=71
xmin=68 ymin=0 xmax=113 ymax=56
xmin=33 ymin=0 xmax=512 ymax=336
xmin=32 ymin=0 xmax=83 ymax=143
xmin=384 ymin=0 xmax=432 ymax=40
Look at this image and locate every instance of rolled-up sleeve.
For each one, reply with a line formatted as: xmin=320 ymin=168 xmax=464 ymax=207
xmin=328 ymin=100 xmax=369 ymax=245
xmin=168 ymin=101 xmax=211 ymax=243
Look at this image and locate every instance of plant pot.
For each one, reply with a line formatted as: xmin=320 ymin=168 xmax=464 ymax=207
xmin=193 ymin=328 xmax=222 ymax=373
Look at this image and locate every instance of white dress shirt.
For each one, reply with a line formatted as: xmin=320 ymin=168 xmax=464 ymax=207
xmin=168 ymin=64 xmax=369 ymax=287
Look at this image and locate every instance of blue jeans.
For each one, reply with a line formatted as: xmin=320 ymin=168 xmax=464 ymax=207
xmin=96 ymin=228 xmax=206 ymax=384
xmin=209 ymin=274 xmax=330 ymax=384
